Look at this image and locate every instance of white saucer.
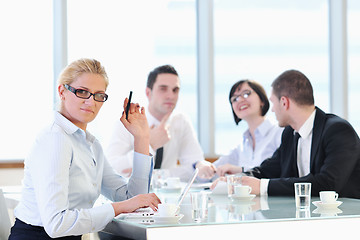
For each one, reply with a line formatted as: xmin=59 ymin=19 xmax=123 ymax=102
xmin=312 ymin=201 xmax=343 ymax=209
xmin=313 ymin=207 xmax=343 ymax=215
xmin=230 ymin=194 xmax=256 ymax=201
xmin=152 ymin=214 xmax=184 ymax=223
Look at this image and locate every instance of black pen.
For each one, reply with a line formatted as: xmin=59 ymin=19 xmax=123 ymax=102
xmin=125 ymin=91 xmax=133 ymax=120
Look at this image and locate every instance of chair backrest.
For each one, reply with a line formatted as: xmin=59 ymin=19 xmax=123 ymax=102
xmin=0 ymin=188 xmax=11 ymax=240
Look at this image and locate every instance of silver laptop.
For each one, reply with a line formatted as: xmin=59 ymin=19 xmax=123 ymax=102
xmin=175 ymin=168 xmax=199 ymax=207
xmin=121 ymin=168 xmax=199 ymax=218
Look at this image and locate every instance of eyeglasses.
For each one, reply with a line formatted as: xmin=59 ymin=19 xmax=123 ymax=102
xmin=230 ymin=90 xmax=252 ymax=103
xmin=64 ymin=84 xmax=108 ymax=102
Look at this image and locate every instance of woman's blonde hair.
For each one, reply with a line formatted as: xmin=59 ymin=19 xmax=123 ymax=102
xmin=58 ymin=58 xmax=109 ymax=88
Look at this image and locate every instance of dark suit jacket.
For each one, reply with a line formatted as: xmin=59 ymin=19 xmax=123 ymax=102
xmin=249 ymin=107 xmax=360 ymax=198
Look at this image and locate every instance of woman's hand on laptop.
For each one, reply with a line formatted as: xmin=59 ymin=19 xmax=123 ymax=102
xmin=111 ymin=193 xmax=161 ymax=216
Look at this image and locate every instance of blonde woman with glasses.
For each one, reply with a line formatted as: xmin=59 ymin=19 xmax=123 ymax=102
xmin=9 ymin=58 xmax=160 ymax=240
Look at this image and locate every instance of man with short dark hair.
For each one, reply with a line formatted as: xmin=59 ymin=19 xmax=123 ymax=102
xmin=241 ymin=69 xmax=360 ymax=198
xmin=106 ymin=65 xmax=206 ymax=181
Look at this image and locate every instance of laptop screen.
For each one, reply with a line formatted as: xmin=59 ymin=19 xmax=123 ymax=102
xmin=176 ymin=168 xmax=199 ymax=207
xmin=121 ymin=168 xmax=200 ymax=218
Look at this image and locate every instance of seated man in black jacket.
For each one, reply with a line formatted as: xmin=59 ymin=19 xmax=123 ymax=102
xmin=240 ymin=69 xmax=360 ymax=198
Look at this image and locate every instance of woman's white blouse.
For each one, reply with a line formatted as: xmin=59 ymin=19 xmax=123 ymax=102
xmin=14 ymin=111 xmax=153 ymax=238
xmin=214 ymin=119 xmax=283 ymax=172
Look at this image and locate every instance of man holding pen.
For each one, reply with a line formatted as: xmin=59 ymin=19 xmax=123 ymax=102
xmin=107 ymin=65 xmax=208 ymax=181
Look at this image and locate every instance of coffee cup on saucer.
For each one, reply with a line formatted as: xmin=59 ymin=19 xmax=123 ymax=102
xmin=319 ymin=191 xmax=338 ymax=203
xmin=234 ymin=185 xmax=252 ymax=197
xmin=157 ymin=203 xmax=179 ymax=217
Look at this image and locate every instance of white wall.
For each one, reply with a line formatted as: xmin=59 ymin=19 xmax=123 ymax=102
xmin=0 ymin=169 xmax=24 ymax=186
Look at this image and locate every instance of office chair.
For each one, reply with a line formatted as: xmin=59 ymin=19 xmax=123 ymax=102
xmin=0 ymin=188 xmax=11 ymax=240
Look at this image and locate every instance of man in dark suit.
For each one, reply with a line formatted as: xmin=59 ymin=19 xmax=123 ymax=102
xmin=242 ymin=69 xmax=360 ymax=198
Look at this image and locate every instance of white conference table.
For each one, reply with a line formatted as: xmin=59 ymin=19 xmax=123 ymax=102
xmin=102 ymin=188 xmax=360 ymax=240
xmin=3 ymin=185 xmax=360 ymax=240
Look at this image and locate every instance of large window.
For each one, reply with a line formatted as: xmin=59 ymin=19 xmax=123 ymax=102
xmin=0 ymin=0 xmax=53 ymax=160
xmin=214 ymin=0 xmax=329 ymax=154
xmin=348 ymin=0 xmax=360 ymax=134
xmin=0 ymin=0 xmax=357 ymax=161
xmin=67 ymin=0 xmax=197 ymax=147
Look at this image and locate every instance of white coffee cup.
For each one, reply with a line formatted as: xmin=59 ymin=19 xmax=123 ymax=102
xmin=319 ymin=191 xmax=338 ymax=203
xmin=157 ymin=203 xmax=179 ymax=217
xmin=234 ymin=185 xmax=252 ymax=197
xmin=165 ymin=177 xmax=181 ymax=188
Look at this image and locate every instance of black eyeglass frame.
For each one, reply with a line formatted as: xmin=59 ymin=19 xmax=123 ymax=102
xmin=230 ymin=90 xmax=252 ymax=103
xmin=64 ymin=84 xmax=108 ymax=102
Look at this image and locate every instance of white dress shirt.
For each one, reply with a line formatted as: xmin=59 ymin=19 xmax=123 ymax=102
xmin=106 ymin=110 xmax=204 ymax=181
xmin=296 ymin=110 xmax=315 ymax=177
xmin=14 ymin=111 xmax=153 ymax=238
xmin=260 ymin=110 xmax=316 ymax=195
xmin=213 ymin=118 xmax=283 ymax=172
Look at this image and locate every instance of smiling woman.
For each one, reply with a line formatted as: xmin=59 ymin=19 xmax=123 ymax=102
xmin=197 ymin=79 xmax=283 ymax=180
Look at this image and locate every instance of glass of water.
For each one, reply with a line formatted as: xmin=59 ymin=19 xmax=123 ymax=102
xmin=190 ymin=192 xmax=209 ymax=222
xmin=226 ymin=173 xmax=243 ymax=198
xmin=294 ymin=182 xmax=312 ymax=209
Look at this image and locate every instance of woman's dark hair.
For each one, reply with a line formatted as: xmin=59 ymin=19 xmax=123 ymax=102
xmin=229 ymin=79 xmax=269 ymax=125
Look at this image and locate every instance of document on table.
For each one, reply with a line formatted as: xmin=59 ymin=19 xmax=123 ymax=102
xmin=210 ymin=181 xmax=227 ymax=195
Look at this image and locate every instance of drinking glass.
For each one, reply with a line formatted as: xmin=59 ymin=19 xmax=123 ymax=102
xmin=294 ymin=182 xmax=312 ymax=209
xmin=226 ymin=174 xmax=243 ymax=198
xmin=190 ymin=192 xmax=209 ymax=222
